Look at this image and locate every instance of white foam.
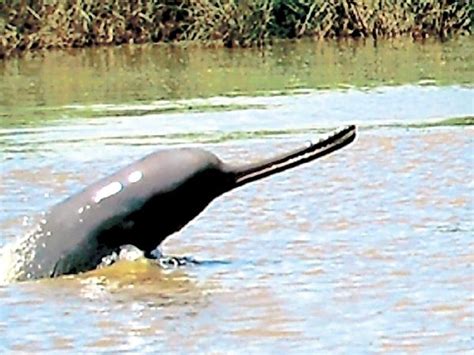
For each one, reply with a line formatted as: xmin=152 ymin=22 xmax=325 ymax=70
xmin=0 ymin=244 xmax=17 ymax=285
xmin=0 ymin=225 xmax=44 ymax=284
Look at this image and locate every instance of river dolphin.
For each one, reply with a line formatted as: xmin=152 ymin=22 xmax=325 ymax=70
xmin=13 ymin=125 xmax=356 ymax=281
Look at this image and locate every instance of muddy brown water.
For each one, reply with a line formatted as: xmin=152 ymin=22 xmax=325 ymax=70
xmin=0 ymin=38 xmax=473 ymax=353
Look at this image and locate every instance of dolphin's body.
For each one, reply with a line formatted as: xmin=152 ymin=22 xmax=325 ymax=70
xmin=14 ymin=125 xmax=356 ymax=281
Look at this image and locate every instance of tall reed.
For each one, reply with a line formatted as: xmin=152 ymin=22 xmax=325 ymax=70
xmin=0 ymin=0 xmax=471 ymax=59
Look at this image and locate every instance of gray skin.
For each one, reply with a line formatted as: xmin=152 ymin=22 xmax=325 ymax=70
xmin=15 ymin=125 xmax=356 ymax=281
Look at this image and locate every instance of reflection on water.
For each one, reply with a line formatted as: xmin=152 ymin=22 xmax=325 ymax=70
xmin=0 ymin=38 xmax=473 ymax=353
xmin=1 ymin=260 xmax=213 ymax=352
xmin=0 ymin=37 xmax=473 ymax=125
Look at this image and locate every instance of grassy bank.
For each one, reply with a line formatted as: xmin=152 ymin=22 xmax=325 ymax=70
xmin=0 ymin=0 xmax=472 ymax=59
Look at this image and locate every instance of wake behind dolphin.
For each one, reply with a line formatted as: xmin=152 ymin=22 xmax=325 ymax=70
xmin=5 ymin=125 xmax=357 ymax=282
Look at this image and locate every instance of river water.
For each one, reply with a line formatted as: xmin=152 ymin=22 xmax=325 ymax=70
xmin=0 ymin=38 xmax=473 ymax=353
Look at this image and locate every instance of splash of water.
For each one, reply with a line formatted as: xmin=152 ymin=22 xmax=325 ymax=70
xmin=0 ymin=222 xmax=49 ymax=284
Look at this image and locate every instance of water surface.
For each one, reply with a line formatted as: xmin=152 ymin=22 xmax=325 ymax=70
xmin=0 ymin=38 xmax=473 ymax=353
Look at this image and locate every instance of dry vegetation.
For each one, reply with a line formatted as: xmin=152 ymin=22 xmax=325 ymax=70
xmin=0 ymin=0 xmax=471 ymax=59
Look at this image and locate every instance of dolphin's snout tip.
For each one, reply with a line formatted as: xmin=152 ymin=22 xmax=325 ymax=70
xmin=310 ymin=125 xmax=357 ymax=146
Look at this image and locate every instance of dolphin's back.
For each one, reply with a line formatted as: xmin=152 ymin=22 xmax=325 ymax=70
xmin=16 ymin=148 xmax=228 ymax=280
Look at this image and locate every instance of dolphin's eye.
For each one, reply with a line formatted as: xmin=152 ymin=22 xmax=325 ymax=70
xmin=93 ymin=182 xmax=123 ymax=203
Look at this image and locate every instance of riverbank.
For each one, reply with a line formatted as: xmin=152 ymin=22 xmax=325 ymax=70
xmin=0 ymin=0 xmax=471 ymax=59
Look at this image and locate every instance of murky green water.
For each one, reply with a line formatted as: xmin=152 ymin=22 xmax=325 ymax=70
xmin=0 ymin=38 xmax=473 ymax=353
xmin=1 ymin=37 xmax=473 ymax=126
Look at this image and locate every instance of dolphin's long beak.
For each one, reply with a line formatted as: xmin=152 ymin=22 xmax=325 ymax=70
xmin=231 ymin=125 xmax=357 ymax=188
